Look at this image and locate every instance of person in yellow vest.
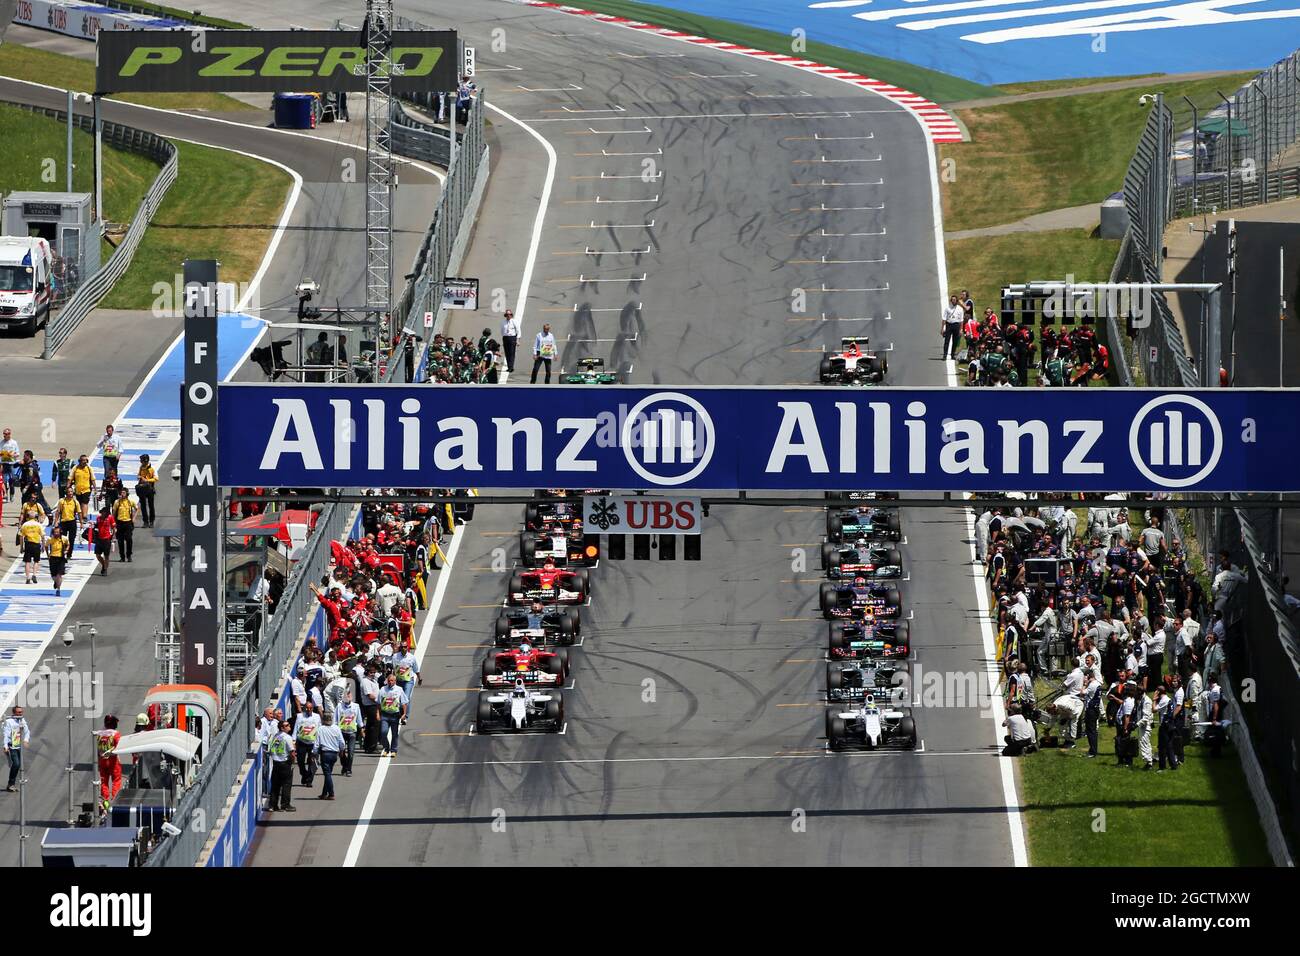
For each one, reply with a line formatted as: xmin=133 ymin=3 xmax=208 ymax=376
xmin=112 ymin=488 xmax=138 ymax=563
xmin=18 ymin=491 xmax=45 ymax=526
xmin=136 ymin=454 xmax=157 ymax=528
xmin=17 ymin=513 xmax=44 ymax=585
xmin=45 ymin=524 xmax=70 ymax=596
xmin=71 ymin=454 xmax=95 ymax=521
xmin=56 ymin=488 xmax=79 ymax=544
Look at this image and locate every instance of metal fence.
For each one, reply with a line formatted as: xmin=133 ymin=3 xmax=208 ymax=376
xmin=0 ymin=100 xmax=182 ymax=359
xmin=144 ymin=500 xmax=357 ymax=868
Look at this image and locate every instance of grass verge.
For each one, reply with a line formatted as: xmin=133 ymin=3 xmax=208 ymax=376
xmin=101 ymin=140 xmax=291 ymax=309
xmin=1017 ymin=726 xmax=1271 ymax=866
xmin=548 ymin=0 xmax=997 ymax=104
xmin=0 ymin=43 xmax=257 ymax=112
xmin=939 ymin=73 xmax=1255 ymax=234
xmin=0 ymin=101 xmax=161 ymax=248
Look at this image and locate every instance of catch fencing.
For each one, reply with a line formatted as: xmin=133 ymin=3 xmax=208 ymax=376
xmin=0 ymin=99 xmax=181 ymax=359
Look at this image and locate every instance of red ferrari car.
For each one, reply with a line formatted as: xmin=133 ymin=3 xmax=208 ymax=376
xmin=481 ymin=644 xmax=570 ymax=688
xmin=507 ymin=565 xmax=590 ymax=605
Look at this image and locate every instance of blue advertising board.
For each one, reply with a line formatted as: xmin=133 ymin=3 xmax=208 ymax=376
xmin=217 ymin=384 xmax=1296 ymax=493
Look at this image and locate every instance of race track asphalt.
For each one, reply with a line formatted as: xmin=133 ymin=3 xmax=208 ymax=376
xmin=236 ymin=0 xmax=1022 ymax=867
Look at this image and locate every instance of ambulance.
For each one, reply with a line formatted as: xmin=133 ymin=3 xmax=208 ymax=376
xmin=0 ymin=236 xmax=55 ymax=334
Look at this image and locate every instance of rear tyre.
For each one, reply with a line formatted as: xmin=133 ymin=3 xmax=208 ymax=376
xmin=559 ymin=610 xmax=577 ymax=644
xmin=481 ymin=655 xmax=499 ymax=684
xmin=519 ymin=532 xmax=538 ymax=567
xmin=818 ymin=357 xmax=833 ymax=382
xmin=826 ymin=514 xmax=843 ymax=539
xmin=546 ymin=691 xmax=564 ymax=724
xmin=828 ymin=621 xmax=846 ymax=652
xmin=494 ymin=616 xmax=511 ymax=646
xmin=821 ymin=543 xmax=836 ymax=572
xmin=826 ymin=713 xmax=847 ymax=751
xmin=477 ymin=695 xmax=493 ymax=727
xmin=819 ymin=582 xmax=836 ymax=616
xmin=827 ymin=666 xmax=843 ymax=690
xmin=524 ymin=503 xmax=540 ymax=529
xmin=508 ymin=572 xmax=524 ymax=597
xmin=886 ymin=548 xmax=902 ymax=569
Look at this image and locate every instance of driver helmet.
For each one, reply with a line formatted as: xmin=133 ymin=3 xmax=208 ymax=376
xmin=543 ymin=556 xmax=557 ymax=569
xmin=518 ymin=642 xmax=532 ymax=655
xmin=853 ymin=576 xmax=867 ymax=588
xmin=512 ymin=678 xmax=527 ymax=697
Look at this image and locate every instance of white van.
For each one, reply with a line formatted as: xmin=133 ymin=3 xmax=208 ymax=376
xmin=0 ymin=236 xmax=55 ymax=334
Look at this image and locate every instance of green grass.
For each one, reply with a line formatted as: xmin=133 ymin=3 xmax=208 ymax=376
xmin=101 ymin=140 xmax=291 ymax=308
xmin=993 ymin=74 xmax=1161 ymax=96
xmin=939 ymin=73 xmax=1256 ymax=233
xmin=0 ymin=101 xmax=161 ymax=251
xmin=558 ymin=0 xmax=998 ymax=104
xmin=1018 ymin=717 xmax=1270 ymax=865
xmin=105 ymin=0 xmax=249 ymax=28
xmin=0 ymin=43 xmax=257 ymax=112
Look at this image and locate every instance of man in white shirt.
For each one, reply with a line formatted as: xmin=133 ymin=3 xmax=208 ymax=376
xmin=500 ymin=309 xmax=520 ymax=372
xmin=292 ymin=702 xmax=322 ymax=786
xmin=1002 ymin=704 xmax=1035 ymax=756
xmin=1054 ymin=660 xmax=1085 ymax=747
xmin=335 ymin=695 xmax=363 ymax=776
xmin=1212 ymin=556 xmax=1246 ymax=605
xmin=3 ymin=705 xmax=31 ymax=790
xmin=530 ymin=323 xmax=558 ymax=383
xmin=360 ymin=667 xmax=382 ymax=754
xmin=376 ymin=579 xmax=404 ymax=620
xmin=940 ymin=295 xmax=964 ymax=360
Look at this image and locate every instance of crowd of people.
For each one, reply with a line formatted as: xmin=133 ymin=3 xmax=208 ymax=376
xmin=983 ymin=497 xmax=1238 ymax=768
xmin=257 ymin=493 xmax=470 ymax=810
xmin=425 ymin=330 xmax=500 ymax=384
xmin=941 ymin=289 xmax=1113 ymax=387
xmin=1 ymin=423 xmax=157 ymax=592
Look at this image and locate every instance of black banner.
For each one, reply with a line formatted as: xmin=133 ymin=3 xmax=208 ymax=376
xmin=95 ymin=29 xmax=457 ymax=94
xmin=181 ymin=259 xmax=220 ymax=694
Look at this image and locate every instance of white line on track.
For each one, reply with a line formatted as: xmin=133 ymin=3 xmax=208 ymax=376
xmin=486 ymin=101 xmax=559 ymax=385
xmin=342 ymin=528 xmax=466 ymax=867
xmin=384 ymin=749 xmax=1001 ymax=769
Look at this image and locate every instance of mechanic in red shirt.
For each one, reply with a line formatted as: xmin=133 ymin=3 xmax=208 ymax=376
xmin=310 ymin=581 xmax=347 ymax=645
xmin=91 ymin=506 xmax=116 ymax=577
xmin=96 ymin=714 xmax=123 ymax=808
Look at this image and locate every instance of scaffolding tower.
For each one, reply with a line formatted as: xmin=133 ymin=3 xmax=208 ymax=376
xmin=365 ymin=0 xmax=395 ymax=370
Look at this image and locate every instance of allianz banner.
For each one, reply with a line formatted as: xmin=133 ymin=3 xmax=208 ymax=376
xmin=216 ymin=384 xmax=1296 ymax=493
xmin=95 ymin=30 xmax=457 ymax=94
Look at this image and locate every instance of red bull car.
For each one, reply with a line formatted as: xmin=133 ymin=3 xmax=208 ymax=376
xmin=481 ymin=643 xmax=570 ymax=688
xmin=819 ymin=579 xmax=903 ymax=620
xmin=507 ymin=565 xmax=589 ymax=605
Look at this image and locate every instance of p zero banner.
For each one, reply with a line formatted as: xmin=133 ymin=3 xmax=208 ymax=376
xmin=95 ymin=29 xmax=457 ymax=94
xmin=216 ymin=385 xmax=1296 ymax=493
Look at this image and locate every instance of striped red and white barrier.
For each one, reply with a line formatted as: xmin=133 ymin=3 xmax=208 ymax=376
xmin=517 ymin=1 xmax=964 ymax=144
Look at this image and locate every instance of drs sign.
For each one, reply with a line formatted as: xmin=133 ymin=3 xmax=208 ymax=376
xmin=216 ymin=384 xmax=1300 ymax=493
xmin=583 ymin=495 xmax=700 ymax=534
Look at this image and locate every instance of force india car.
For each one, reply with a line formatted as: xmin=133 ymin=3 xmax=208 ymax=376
xmin=829 ymin=618 xmax=911 ymax=659
xmin=561 ymin=356 xmax=620 ymax=385
xmin=477 ymin=686 xmax=565 ymax=733
xmin=822 ymin=543 xmax=903 ymax=580
xmin=481 ymin=644 xmax=571 ymax=688
xmin=819 ymin=337 xmax=888 ymax=385
xmin=520 ymin=526 xmax=600 ymax=567
xmin=826 ymin=506 xmax=901 ymax=543
xmin=495 ymin=606 xmax=582 ymax=647
xmin=825 ymin=699 xmax=917 ymax=751
xmin=507 ymin=566 xmax=590 ymax=605
xmin=827 ymin=658 xmax=909 ymax=706
xmin=819 ymin=579 xmax=903 ymax=620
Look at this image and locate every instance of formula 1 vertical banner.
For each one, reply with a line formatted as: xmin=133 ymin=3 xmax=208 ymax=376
xmin=180 ymin=259 xmax=221 ymax=694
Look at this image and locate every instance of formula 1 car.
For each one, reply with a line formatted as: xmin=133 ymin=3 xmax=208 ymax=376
xmin=822 ymin=543 xmax=903 ymax=580
xmin=827 ymin=658 xmax=909 ymax=706
xmin=507 ymin=566 xmax=590 ymax=605
xmin=481 ymin=644 xmax=570 ymax=688
xmin=825 ymin=699 xmax=917 ymax=751
xmin=561 ymin=356 xmax=620 ymax=385
xmin=828 ymin=618 xmax=910 ymax=659
xmin=476 ymin=685 xmax=565 ymax=734
xmin=826 ymin=506 xmax=901 ymax=543
xmin=524 ymin=498 xmax=584 ymax=532
xmin=520 ymin=527 xmax=600 ymax=567
xmin=819 ymin=579 xmax=903 ymax=620
xmin=494 ymin=605 xmax=582 ymax=647
xmin=819 ymin=337 xmax=888 ymax=385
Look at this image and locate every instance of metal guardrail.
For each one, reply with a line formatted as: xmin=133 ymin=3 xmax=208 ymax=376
xmin=145 ymin=500 xmax=356 ymax=868
xmin=0 ymin=100 xmax=182 ymax=359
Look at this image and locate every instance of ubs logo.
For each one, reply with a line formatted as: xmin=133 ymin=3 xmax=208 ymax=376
xmin=620 ymin=392 xmax=716 ymax=486
xmin=1128 ymin=395 xmax=1223 ymax=489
